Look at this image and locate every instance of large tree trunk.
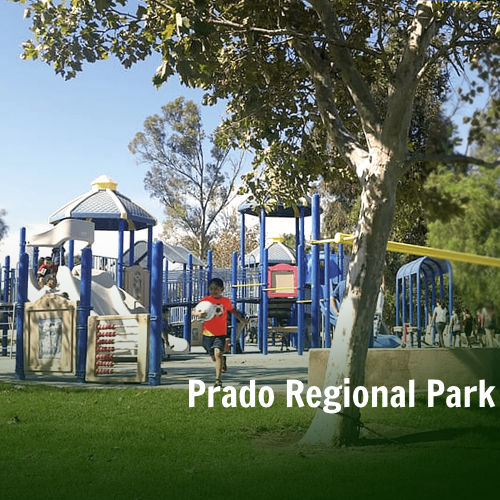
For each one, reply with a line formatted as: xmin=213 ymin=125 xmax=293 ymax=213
xmin=301 ymin=154 xmax=399 ymax=446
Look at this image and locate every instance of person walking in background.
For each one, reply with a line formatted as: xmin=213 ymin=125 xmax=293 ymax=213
xmin=431 ymin=299 xmax=448 ymax=347
xmin=476 ymin=308 xmax=486 ymax=347
xmin=450 ymin=307 xmax=462 ymax=348
xmin=462 ymin=308 xmax=474 ymax=348
xmin=482 ymin=301 xmax=500 ymax=347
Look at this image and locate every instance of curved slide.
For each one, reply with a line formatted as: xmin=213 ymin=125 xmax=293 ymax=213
xmin=26 ymin=220 xmax=188 ymax=355
xmin=27 ymin=266 xmax=189 ymax=355
xmin=27 ymin=219 xmax=95 ymax=248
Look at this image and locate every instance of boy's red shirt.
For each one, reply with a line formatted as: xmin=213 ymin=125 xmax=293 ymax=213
xmin=201 ymin=295 xmax=234 ymax=337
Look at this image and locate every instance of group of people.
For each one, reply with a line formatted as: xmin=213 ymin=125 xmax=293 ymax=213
xmin=430 ymin=299 xmax=500 ymax=348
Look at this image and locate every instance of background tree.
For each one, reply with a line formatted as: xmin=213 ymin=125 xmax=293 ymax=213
xmin=425 ymin=93 xmax=500 ymax=313
xmin=0 ymin=210 xmax=8 ymax=244
xmin=210 ymin=208 xmax=259 ymax=268
xmin=129 ymin=97 xmax=245 ymax=259
xmin=15 ymin=0 xmax=500 ymax=447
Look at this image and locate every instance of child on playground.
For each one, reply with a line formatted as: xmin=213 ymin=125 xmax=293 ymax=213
xmin=193 ymin=278 xmax=248 ymax=388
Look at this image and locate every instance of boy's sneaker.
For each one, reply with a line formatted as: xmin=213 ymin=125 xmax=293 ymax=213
xmin=214 ymin=378 xmax=223 ymax=388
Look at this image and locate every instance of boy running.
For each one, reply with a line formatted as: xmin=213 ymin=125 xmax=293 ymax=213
xmin=193 ymin=278 xmax=248 ymax=387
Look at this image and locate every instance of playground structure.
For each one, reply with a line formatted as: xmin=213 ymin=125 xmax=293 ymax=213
xmin=329 ymin=233 xmax=500 ymax=347
xmin=3 ymin=175 xmax=500 ymax=386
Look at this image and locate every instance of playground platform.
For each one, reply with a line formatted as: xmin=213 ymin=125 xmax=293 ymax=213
xmin=0 ymin=345 xmax=309 ymax=393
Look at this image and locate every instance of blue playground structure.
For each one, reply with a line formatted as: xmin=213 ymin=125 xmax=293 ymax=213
xmin=395 ymin=256 xmax=453 ymax=348
xmin=1 ymin=175 xmax=413 ymax=386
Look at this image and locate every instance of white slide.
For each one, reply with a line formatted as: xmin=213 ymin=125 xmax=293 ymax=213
xmin=27 ymin=219 xmax=95 ymax=248
xmin=27 ymin=266 xmax=189 ymax=355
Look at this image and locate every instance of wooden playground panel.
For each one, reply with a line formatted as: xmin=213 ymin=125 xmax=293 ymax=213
xmin=86 ymin=314 xmax=149 ymax=383
xmin=23 ymin=294 xmax=77 ymax=374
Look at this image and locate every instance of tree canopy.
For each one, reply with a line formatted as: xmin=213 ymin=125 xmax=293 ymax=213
xmin=0 ymin=210 xmax=8 ymax=244
xmin=129 ymin=97 xmax=244 ymax=259
xmin=210 ymin=208 xmax=259 ymax=268
xmin=426 ymin=93 xmax=500 ymax=312
xmin=13 ymin=0 xmax=500 ymax=446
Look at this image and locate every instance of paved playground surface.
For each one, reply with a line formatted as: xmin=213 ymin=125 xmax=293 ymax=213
xmin=0 ymin=344 xmax=309 ymax=393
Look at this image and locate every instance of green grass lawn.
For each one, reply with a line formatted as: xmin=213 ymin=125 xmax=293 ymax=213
xmin=1 ymin=382 xmax=499 ymax=500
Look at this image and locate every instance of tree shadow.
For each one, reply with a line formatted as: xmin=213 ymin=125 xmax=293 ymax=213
xmin=358 ymin=424 xmax=500 ymax=446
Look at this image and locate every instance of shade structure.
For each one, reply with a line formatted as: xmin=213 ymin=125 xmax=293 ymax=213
xmin=124 ymin=240 xmax=205 ymax=267
xmin=245 ymin=239 xmax=296 ymax=266
xmin=395 ymin=256 xmax=454 ymax=346
xmin=396 ymin=256 xmax=451 ymax=284
xmin=48 ymin=175 xmax=157 ymax=231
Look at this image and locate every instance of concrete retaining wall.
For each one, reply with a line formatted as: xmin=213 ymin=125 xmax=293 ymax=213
xmin=309 ymin=348 xmax=500 ymax=390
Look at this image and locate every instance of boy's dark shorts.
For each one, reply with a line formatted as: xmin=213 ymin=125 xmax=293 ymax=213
xmin=203 ymin=335 xmax=225 ymax=356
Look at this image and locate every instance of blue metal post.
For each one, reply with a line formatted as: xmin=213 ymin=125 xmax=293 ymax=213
xmin=129 ymin=230 xmax=135 ymax=266
xmin=258 ymin=208 xmax=266 ymax=350
xmin=324 ymin=243 xmax=331 ymax=348
xmin=291 ymin=206 xmax=306 ymax=350
xmin=163 ymin=257 xmax=169 ymax=304
xmin=117 ymin=219 xmax=125 ymax=288
xmin=431 ymin=281 xmax=437 ymax=345
xmin=240 ymin=212 xmax=246 ymax=266
xmin=68 ymin=240 xmax=75 ymax=270
xmin=416 ymin=273 xmax=422 ymax=348
xmin=338 ymin=244 xmax=344 ymax=280
xmin=76 ymin=247 xmax=92 ymax=383
xmin=15 ymin=252 xmax=29 ymax=380
xmin=402 ymin=277 xmax=407 ymax=325
xmin=408 ymin=274 xmax=414 ymax=347
xmin=19 ymin=227 xmax=26 ymax=259
xmin=395 ymin=276 xmax=401 ymax=328
xmin=238 ymin=212 xmax=248 ymax=330
xmin=299 ymin=207 xmax=305 ymax=248
xmin=183 ymin=254 xmax=193 ymax=343
xmin=147 ymin=226 xmax=153 ymax=272
xmin=207 ymin=250 xmax=213 ymax=294
xmin=239 ymin=211 xmax=247 ymax=334
xmin=311 ymin=193 xmax=320 ymax=348
xmin=295 ymin=217 xmax=300 ymax=255
xmin=2 ymin=256 xmax=10 ymax=356
xmin=297 ymin=244 xmax=305 ymax=355
xmin=261 ymin=248 xmax=269 ymax=355
xmin=33 ymin=246 xmax=39 ymax=277
xmin=231 ymin=251 xmax=238 ymax=354
xmin=148 ymin=240 xmax=163 ymax=386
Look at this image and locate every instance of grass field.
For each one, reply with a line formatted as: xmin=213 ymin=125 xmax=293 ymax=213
xmin=1 ymin=382 xmax=499 ymax=500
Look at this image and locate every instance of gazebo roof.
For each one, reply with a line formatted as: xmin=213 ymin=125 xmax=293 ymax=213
xmin=245 ymin=239 xmax=296 ymax=266
xmin=48 ymin=175 xmax=157 ymax=231
xmin=124 ymin=240 xmax=205 ymax=267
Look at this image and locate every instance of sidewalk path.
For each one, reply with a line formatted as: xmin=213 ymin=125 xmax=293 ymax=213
xmin=0 ymin=345 xmax=309 ymax=392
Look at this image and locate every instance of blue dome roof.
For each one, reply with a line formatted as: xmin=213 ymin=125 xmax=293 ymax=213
xmin=48 ymin=175 xmax=157 ymax=231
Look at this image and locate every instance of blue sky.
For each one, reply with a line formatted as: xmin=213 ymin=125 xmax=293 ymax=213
xmin=0 ymin=2 xmax=485 ymax=265
xmin=0 ymin=1 xmax=245 ymax=262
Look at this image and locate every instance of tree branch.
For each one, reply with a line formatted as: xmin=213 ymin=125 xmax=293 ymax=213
xmin=291 ymin=37 xmax=369 ymax=179
xmin=310 ymin=0 xmax=383 ymax=144
xmin=404 ymin=152 xmax=500 ymax=173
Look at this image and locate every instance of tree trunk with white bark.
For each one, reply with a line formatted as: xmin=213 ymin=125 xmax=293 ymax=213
xmin=301 ymin=151 xmax=399 ymax=446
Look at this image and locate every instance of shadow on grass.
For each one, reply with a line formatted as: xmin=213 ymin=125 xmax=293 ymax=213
xmin=358 ymin=424 xmax=500 ymax=446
